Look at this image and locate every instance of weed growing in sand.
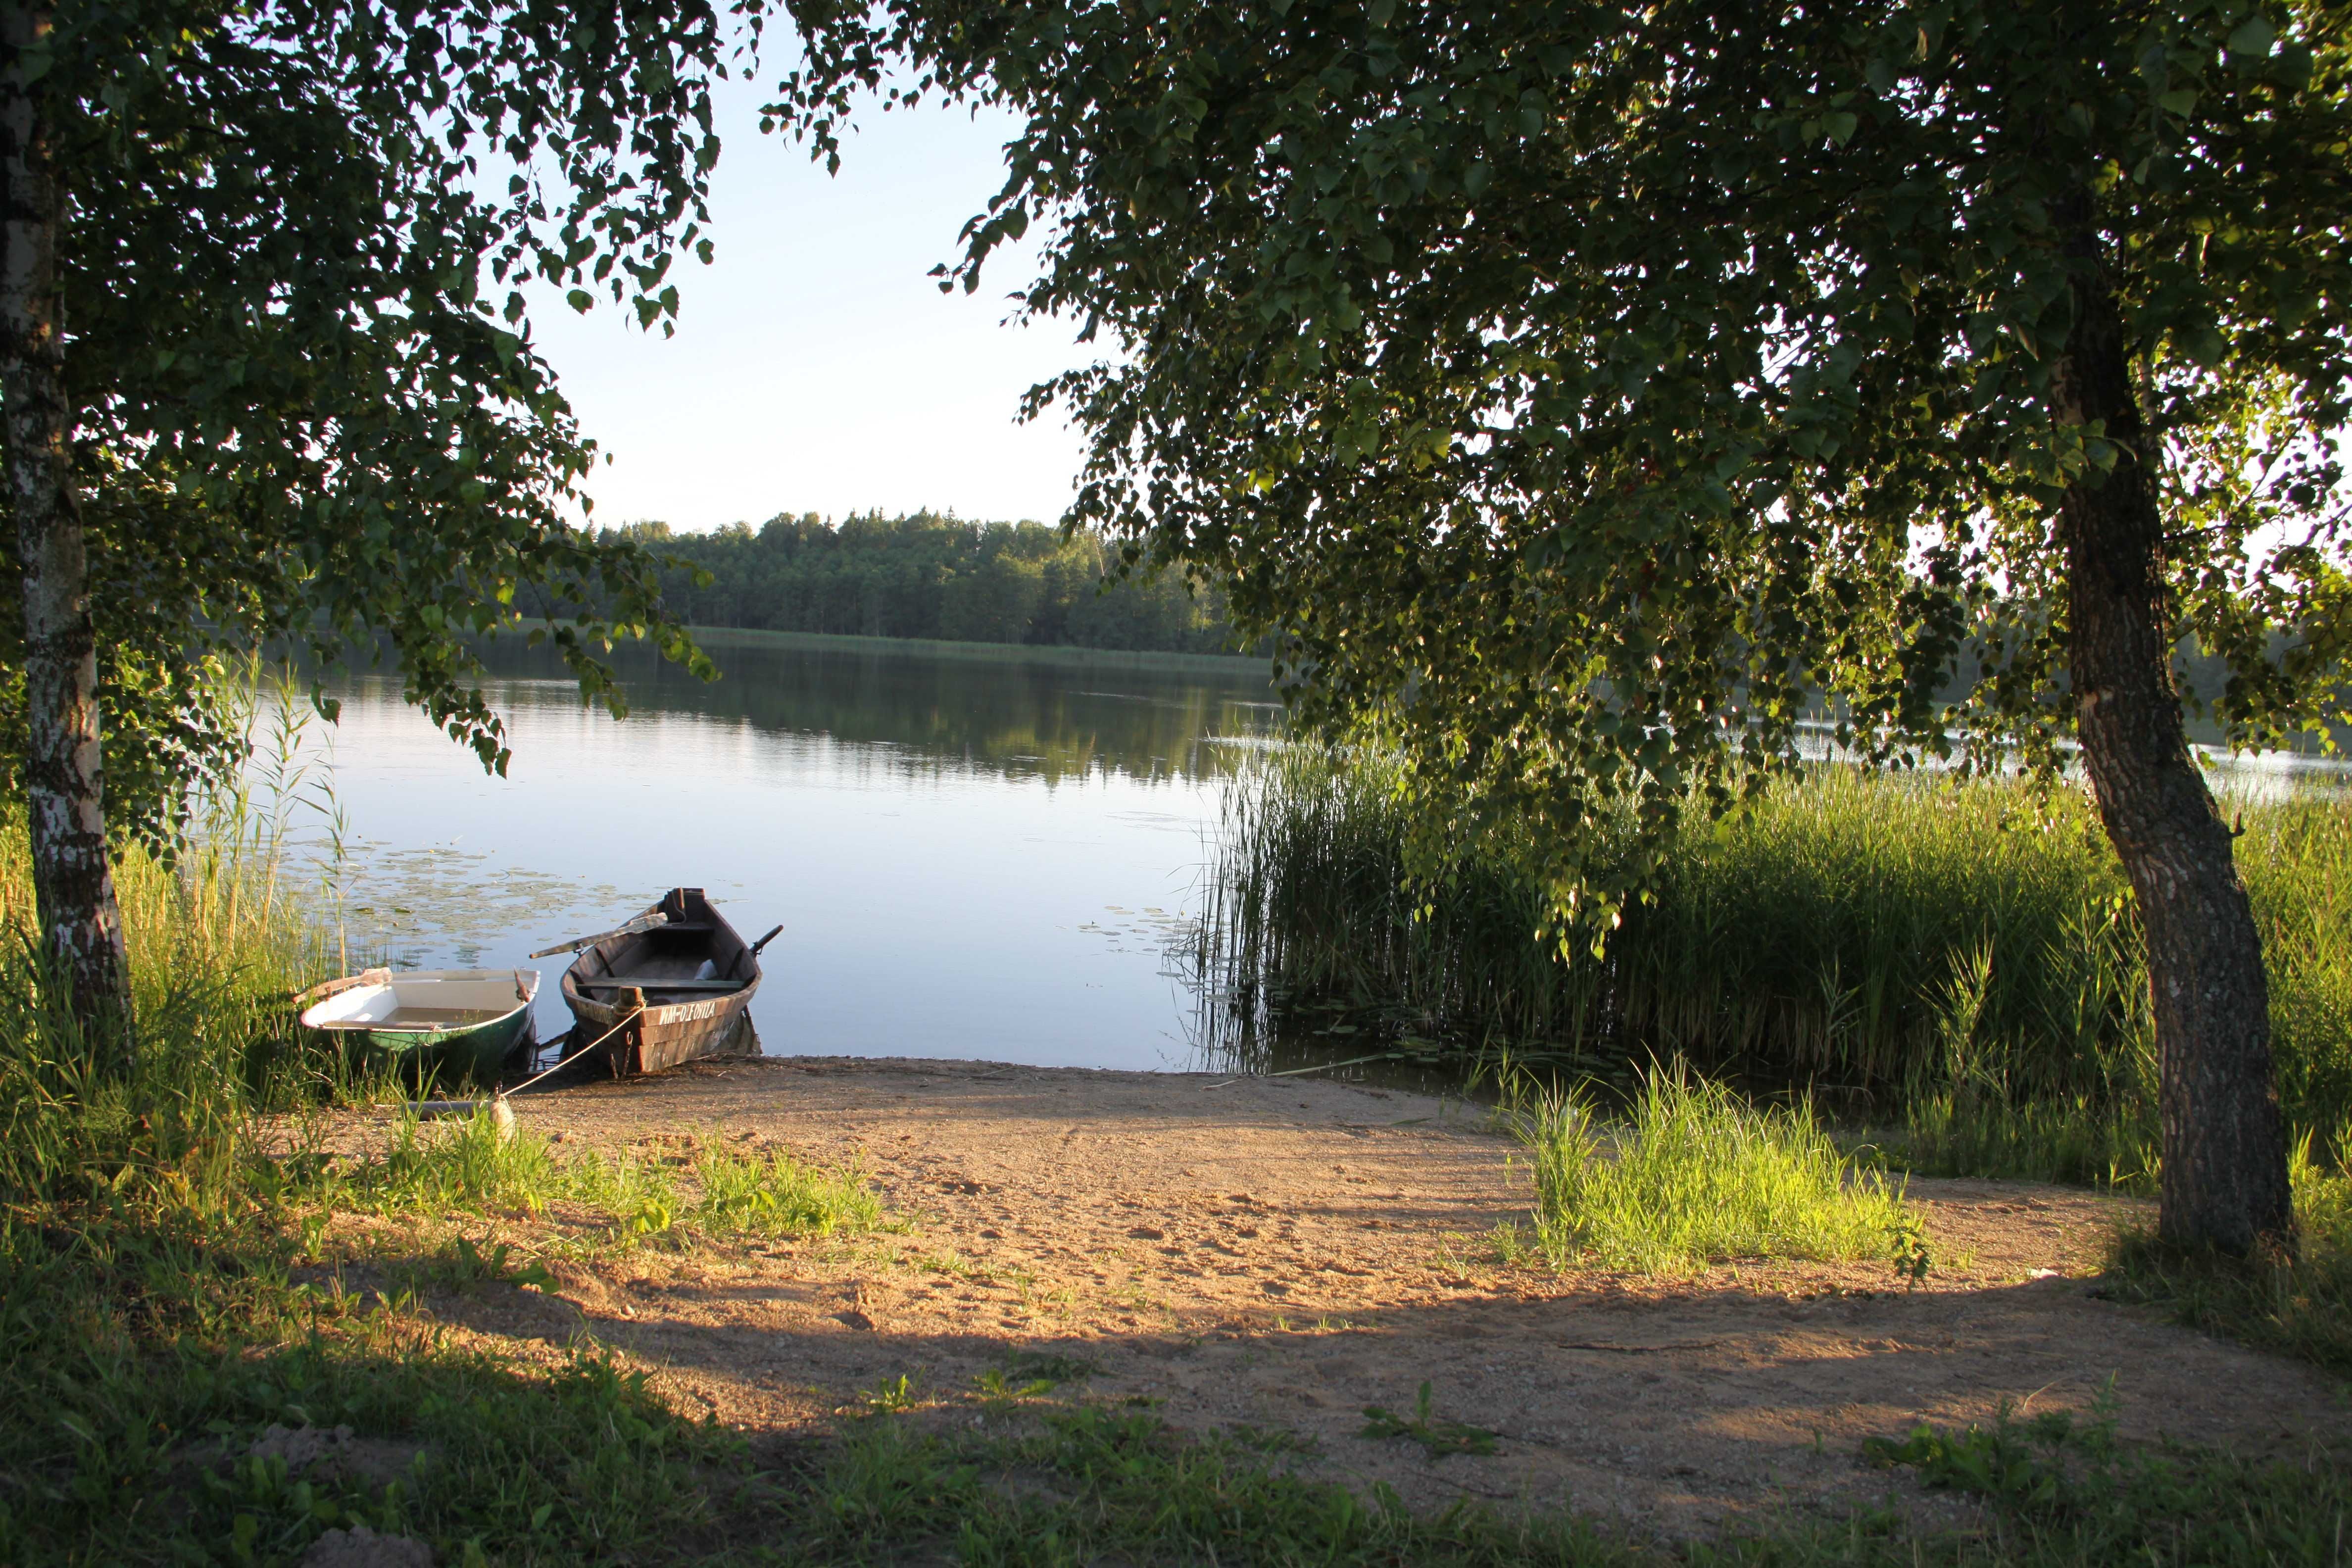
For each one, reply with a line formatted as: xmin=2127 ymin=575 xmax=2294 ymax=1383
xmin=1864 ymin=1392 xmax=2121 ymax=1507
xmin=1432 ymin=1232 xmax=1490 ymax=1281
xmin=997 ymin=1351 xmax=1099 ymax=1386
xmin=1488 ymin=1219 xmax=1538 ymax=1268
xmin=1225 ymin=1423 xmax=1322 ymax=1456
xmin=393 ymin=1233 xmax=555 ymax=1296
xmin=909 ymin=1248 xmax=983 ymax=1280
xmin=976 ymin=1369 xmax=1057 ymax=1407
xmin=1889 ymin=1217 xmax=1934 ymax=1290
xmin=1359 ymin=1382 xmax=1500 ymax=1459
xmin=1521 ymin=1067 xmax=1911 ymax=1272
xmin=863 ymin=1374 xmax=918 ymax=1416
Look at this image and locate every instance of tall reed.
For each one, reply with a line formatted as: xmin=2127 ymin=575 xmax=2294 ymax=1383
xmin=1196 ymin=747 xmax=2352 ymax=1172
xmin=0 ymin=665 xmax=350 ymax=1204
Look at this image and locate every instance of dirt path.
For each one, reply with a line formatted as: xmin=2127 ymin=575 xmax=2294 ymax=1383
xmin=391 ymin=1058 xmax=2346 ymax=1537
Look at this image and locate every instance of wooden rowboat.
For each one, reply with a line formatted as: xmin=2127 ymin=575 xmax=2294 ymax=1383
xmin=556 ymin=888 xmax=771 ymax=1076
xmin=297 ymin=968 xmax=539 ymax=1086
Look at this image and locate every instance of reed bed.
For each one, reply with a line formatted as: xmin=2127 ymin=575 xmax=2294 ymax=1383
xmin=1195 ymin=747 xmax=2352 ymax=1180
xmin=0 ymin=663 xmax=364 ymax=1204
xmin=0 ymin=820 xmax=336 ymax=1205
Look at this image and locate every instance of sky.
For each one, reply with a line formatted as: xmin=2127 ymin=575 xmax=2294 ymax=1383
xmin=523 ymin=74 xmax=1094 ymax=535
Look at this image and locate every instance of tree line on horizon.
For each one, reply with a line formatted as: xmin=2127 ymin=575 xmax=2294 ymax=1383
xmin=598 ymin=511 xmax=1253 ymax=656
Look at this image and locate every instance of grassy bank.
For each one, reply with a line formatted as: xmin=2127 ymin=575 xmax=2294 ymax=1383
xmin=1195 ymin=748 xmax=2352 ymax=1186
xmin=0 ymin=812 xmax=882 ymax=1564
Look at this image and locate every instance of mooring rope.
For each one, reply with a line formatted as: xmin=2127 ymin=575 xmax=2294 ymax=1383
xmin=501 ymin=1003 xmax=646 ymax=1098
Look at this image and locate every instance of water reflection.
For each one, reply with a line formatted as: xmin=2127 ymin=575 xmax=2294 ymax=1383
xmin=534 ymin=630 xmax=1270 ymax=786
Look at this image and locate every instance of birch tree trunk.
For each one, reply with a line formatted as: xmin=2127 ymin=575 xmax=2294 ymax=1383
xmin=1 ymin=1 xmax=132 ymax=1058
xmin=2054 ymin=215 xmax=2291 ymax=1256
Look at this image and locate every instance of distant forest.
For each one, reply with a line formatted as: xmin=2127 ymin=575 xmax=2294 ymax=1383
xmin=598 ymin=512 xmax=1250 ymax=655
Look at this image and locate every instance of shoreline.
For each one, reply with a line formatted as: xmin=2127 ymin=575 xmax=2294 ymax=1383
xmin=682 ymin=624 xmax=1274 ymax=677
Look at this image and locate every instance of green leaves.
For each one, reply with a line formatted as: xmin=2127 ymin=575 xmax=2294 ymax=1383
xmin=2228 ymin=14 xmax=2278 ymax=58
xmin=775 ymin=0 xmax=2352 ymax=927
xmin=15 ymin=0 xmax=752 ymax=815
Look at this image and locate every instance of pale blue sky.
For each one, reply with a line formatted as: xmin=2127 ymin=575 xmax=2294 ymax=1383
xmin=526 ymin=73 xmax=1092 ymax=534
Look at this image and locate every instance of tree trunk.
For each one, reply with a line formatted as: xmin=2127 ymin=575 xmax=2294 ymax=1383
xmin=2053 ymin=217 xmax=2290 ymax=1256
xmin=1 ymin=1 xmax=132 ymax=1057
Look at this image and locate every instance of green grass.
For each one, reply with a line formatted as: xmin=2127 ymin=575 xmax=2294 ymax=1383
xmin=1811 ymin=1395 xmax=2352 ymax=1568
xmin=758 ymin=1393 xmax=2352 ymax=1568
xmin=0 ymin=780 xmax=869 ymax=1563
xmin=1197 ymin=748 xmax=2352 ymax=1187
xmin=1360 ymin=1381 xmax=1501 ymax=1458
xmin=0 ymin=825 xmax=332 ymax=1207
xmin=299 ymin=1108 xmax=884 ymax=1250
xmin=682 ymin=1138 xmax=885 ymax=1238
xmin=1521 ymin=1068 xmax=1914 ymax=1272
xmin=0 ymin=1205 xmax=756 ymax=1565
xmin=2102 ymin=1130 xmax=2352 ymax=1377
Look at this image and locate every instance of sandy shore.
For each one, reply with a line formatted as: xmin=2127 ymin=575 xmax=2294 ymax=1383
xmin=317 ymin=1056 xmax=2349 ymax=1537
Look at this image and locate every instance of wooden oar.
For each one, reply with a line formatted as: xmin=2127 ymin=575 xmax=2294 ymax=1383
xmin=528 ymin=911 xmax=668 ymax=959
xmin=748 ymin=924 xmax=784 ymax=956
xmin=574 ymin=977 xmax=746 ymax=991
xmin=289 ymin=968 xmax=391 ymax=1005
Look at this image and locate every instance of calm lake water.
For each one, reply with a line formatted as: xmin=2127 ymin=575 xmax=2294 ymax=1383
xmin=311 ymin=632 xmax=1279 ymax=1070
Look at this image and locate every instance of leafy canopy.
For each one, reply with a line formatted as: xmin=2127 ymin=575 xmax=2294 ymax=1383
xmin=16 ymin=0 xmax=779 ymax=838
xmin=782 ymin=0 xmax=2352 ymax=927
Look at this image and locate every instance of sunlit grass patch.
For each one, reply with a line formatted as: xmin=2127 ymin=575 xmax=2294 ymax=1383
xmin=1522 ymin=1068 xmax=1912 ymax=1272
xmin=688 ymin=1139 xmax=883 ymax=1237
xmin=314 ymin=1111 xmax=884 ymax=1249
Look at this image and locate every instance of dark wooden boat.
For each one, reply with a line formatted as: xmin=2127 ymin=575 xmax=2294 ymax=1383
xmin=557 ymin=888 xmax=769 ymax=1076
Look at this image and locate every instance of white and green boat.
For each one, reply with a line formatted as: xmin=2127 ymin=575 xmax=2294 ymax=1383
xmin=298 ymin=968 xmax=540 ymax=1086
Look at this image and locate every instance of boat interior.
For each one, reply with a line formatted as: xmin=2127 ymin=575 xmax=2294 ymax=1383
xmin=572 ymin=890 xmax=754 ymax=1002
xmin=300 ymin=970 xmax=537 ymax=1033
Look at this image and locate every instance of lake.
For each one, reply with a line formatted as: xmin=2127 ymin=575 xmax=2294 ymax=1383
xmin=297 ymin=634 xmax=2346 ymax=1078
xmin=306 ymin=632 xmax=1279 ymax=1071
